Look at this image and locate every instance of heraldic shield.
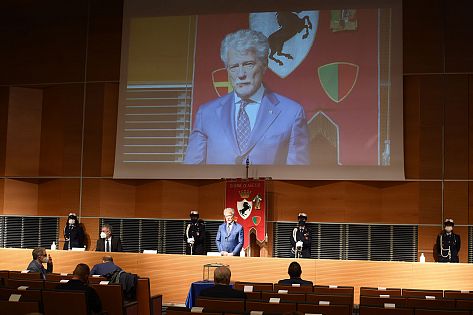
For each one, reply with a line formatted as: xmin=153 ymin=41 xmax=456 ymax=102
xmin=250 ymin=11 xmax=319 ymax=79
xmin=318 ymin=62 xmax=359 ymax=103
xmin=225 ymin=179 xmax=266 ymax=250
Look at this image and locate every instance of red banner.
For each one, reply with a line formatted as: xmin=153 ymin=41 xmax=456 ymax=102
xmin=225 ymin=179 xmax=266 ymax=250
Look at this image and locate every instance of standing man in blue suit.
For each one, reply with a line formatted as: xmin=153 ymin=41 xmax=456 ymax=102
xmin=184 ymin=29 xmax=309 ymax=165
xmin=216 ymin=208 xmax=244 ymax=256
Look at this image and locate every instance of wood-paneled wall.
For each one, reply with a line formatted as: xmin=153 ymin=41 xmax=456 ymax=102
xmin=0 ymin=0 xmax=473 ymax=262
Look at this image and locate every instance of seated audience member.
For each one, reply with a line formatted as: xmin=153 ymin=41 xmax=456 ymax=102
xmin=278 ymin=261 xmax=313 ymax=286
xmin=199 ymin=266 xmax=246 ymax=299
xmin=27 ymin=247 xmax=53 ymax=279
xmin=90 ymin=255 xmax=122 ymax=276
xmin=56 ymin=263 xmax=102 ymax=315
xmin=96 ymin=224 xmax=123 ymax=252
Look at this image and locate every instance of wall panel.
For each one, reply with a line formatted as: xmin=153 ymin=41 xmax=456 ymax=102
xmin=444 ymin=0 xmax=473 ymax=73
xmin=39 ymin=85 xmax=84 ymax=176
xmin=4 ymin=87 xmax=43 ymax=176
xmin=86 ymin=0 xmax=123 ymax=82
xmin=0 ymin=0 xmax=88 ymax=84
xmin=403 ymin=0 xmax=444 ymax=74
xmin=444 ymin=75 xmax=469 ymax=179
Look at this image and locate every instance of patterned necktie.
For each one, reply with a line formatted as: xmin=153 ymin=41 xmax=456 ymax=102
xmin=227 ymin=223 xmax=231 ymax=235
xmin=236 ymin=99 xmax=251 ymax=151
xmin=106 ymin=239 xmax=110 ymax=252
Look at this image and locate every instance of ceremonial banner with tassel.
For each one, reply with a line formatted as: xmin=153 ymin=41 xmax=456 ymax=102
xmin=225 ymin=179 xmax=266 ymax=250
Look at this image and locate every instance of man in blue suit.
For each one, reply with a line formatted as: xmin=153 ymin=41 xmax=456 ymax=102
xmin=216 ymin=208 xmax=244 ymax=256
xmin=184 ymin=29 xmax=309 ymax=165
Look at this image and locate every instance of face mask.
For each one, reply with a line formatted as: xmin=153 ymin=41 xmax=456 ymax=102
xmin=298 ymin=219 xmax=306 ymax=226
xmin=100 ymin=232 xmax=107 ymax=239
xmin=42 ymin=256 xmax=49 ymax=263
xmin=445 ymin=226 xmax=453 ymax=232
xmin=191 ymin=217 xmax=198 ymax=223
xmin=68 ymin=219 xmax=75 ymax=225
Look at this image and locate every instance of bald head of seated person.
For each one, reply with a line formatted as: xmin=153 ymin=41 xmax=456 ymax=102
xmin=278 ymin=261 xmax=313 ymax=286
xmin=56 ymin=263 xmax=102 ymax=314
xmin=199 ymin=266 xmax=246 ymax=299
xmin=90 ymin=255 xmax=122 ymax=276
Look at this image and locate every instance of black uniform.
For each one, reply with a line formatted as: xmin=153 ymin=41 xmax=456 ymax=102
xmin=185 ymin=219 xmax=206 ymax=255
xmin=291 ymin=225 xmax=312 ymax=258
xmin=436 ymin=231 xmax=460 ymax=263
xmin=64 ymin=224 xmax=85 ymax=250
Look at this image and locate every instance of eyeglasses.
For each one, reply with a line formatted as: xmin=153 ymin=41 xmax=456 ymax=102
xmin=227 ymin=61 xmax=257 ymax=73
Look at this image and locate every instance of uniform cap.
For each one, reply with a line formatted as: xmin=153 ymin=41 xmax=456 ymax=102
xmin=297 ymin=212 xmax=308 ymax=218
xmin=444 ymin=218 xmax=454 ymax=226
xmin=190 ymin=210 xmax=199 ymax=216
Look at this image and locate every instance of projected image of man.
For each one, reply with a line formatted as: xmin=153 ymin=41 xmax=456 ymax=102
xmin=184 ymin=29 xmax=309 ymax=165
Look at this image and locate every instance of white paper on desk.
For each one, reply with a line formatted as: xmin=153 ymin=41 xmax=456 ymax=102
xmin=425 ymin=295 xmax=436 ymax=300
xmin=143 ymin=250 xmax=157 ymax=254
xmin=319 ymin=301 xmax=330 ymax=305
xmin=384 ymin=303 xmax=396 ymax=309
xmin=269 ymin=297 xmax=280 ymax=303
xmin=250 ymin=311 xmax=263 ymax=315
xmin=206 ymin=252 xmax=221 ymax=256
xmin=99 ymin=281 xmax=109 ymax=285
xmin=20 ymin=270 xmax=30 ymax=274
xmin=244 ymin=285 xmax=253 ymax=292
xmin=71 ymin=247 xmax=85 ymax=251
xmin=91 ymin=275 xmax=101 ymax=278
xmin=60 ymin=279 xmax=69 ymax=283
xmin=60 ymin=273 xmax=68 ymax=276
xmin=9 ymin=294 xmax=21 ymax=302
xmin=291 ymin=283 xmax=301 ymax=287
xmin=329 ymin=285 xmax=338 ymax=289
xmin=461 ymin=290 xmax=470 ymax=293
xmin=378 ymin=287 xmax=387 ymax=291
xmin=277 ymin=289 xmax=288 ymax=294
xmin=380 ymin=294 xmax=390 ymax=298
xmin=17 ymin=286 xmax=29 ymax=291
xmin=191 ymin=307 xmax=204 ymax=313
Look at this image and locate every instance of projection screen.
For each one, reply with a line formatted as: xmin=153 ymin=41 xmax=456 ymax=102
xmin=115 ymin=0 xmax=403 ymax=180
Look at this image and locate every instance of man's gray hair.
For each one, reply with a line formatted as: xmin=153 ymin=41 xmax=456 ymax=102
xmin=220 ymin=29 xmax=269 ymax=67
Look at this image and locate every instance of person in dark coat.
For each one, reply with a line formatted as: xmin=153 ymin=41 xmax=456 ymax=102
xmin=291 ymin=212 xmax=312 ymax=258
xmin=64 ymin=212 xmax=85 ymax=250
xmin=278 ymin=261 xmax=313 ymax=286
xmin=90 ymin=255 xmax=121 ymax=276
xmin=436 ymin=218 xmax=461 ymax=263
xmin=95 ymin=224 xmax=123 ymax=252
xmin=199 ymin=266 xmax=246 ymax=299
xmin=56 ymin=263 xmax=102 ymax=315
xmin=185 ymin=210 xmax=206 ymax=255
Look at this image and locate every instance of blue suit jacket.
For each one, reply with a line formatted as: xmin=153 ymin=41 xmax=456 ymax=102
xmin=184 ymin=90 xmax=309 ymax=165
xmin=216 ymin=222 xmax=244 ymax=255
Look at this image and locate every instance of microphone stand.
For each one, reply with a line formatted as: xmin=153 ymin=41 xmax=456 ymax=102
xmin=245 ymin=157 xmax=249 ymax=179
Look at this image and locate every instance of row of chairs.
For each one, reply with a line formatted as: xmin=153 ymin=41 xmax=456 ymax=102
xmin=234 ymin=282 xmax=354 ymax=295
xmin=360 ymin=287 xmax=473 ymax=299
xmin=361 ymin=296 xmax=473 ymax=310
xmin=168 ymin=308 xmax=473 ymax=315
xmin=0 ymin=270 xmax=162 ymax=315
xmin=191 ymin=298 xmax=350 ymax=315
xmin=360 ymin=305 xmax=472 ymax=315
xmin=0 ymin=283 xmax=138 ymax=315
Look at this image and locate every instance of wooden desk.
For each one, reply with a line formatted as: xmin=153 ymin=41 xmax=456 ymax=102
xmin=1 ymin=248 xmax=473 ymax=305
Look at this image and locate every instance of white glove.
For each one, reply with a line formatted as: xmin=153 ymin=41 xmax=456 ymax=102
xmin=187 ymin=237 xmax=195 ymax=244
xmin=296 ymin=241 xmax=303 ymax=249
